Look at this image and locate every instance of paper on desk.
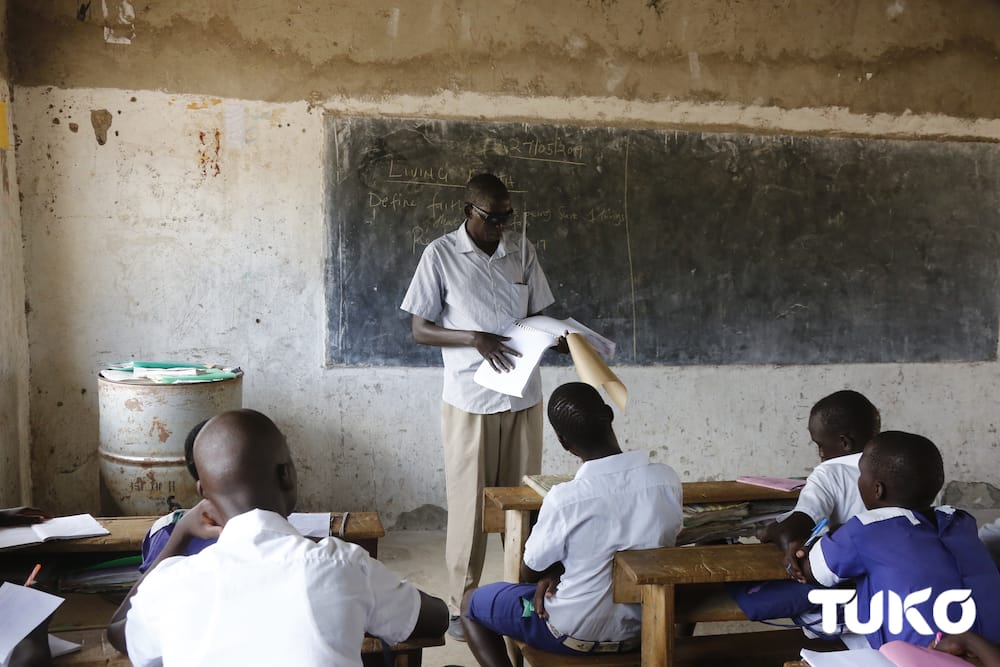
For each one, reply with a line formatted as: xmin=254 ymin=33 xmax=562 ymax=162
xmin=0 ymin=514 xmax=109 ymax=549
xmin=0 ymin=583 xmax=65 ymax=664
xmin=567 ymin=333 xmax=627 ymax=412
xmin=47 ymin=634 xmax=81 ymax=658
xmin=799 ymin=648 xmax=893 ymax=667
xmin=288 ymin=512 xmax=331 ymax=538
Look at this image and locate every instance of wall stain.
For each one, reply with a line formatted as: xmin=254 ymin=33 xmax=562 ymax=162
xmin=187 ymin=98 xmax=222 ymax=110
xmin=198 ymin=129 xmax=222 ymax=177
xmin=1 ymin=151 xmax=8 ymax=195
xmin=124 ymin=397 xmax=143 ymax=411
xmin=90 ymin=109 xmax=112 ymax=145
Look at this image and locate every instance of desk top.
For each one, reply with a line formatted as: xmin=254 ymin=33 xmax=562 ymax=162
xmin=6 ymin=512 xmax=385 ymax=554
xmin=613 ymin=543 xmax=788 ymax=603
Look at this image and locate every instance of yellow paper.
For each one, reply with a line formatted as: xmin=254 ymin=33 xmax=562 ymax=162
xmin=0 ymin=101 xmax=8 ymax=149
xmin=566 ymin=333 xmax=628 ymax=412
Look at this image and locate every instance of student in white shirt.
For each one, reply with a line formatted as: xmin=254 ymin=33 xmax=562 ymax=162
xmin=461 ymin=382 xmax=683 ymax=665
xmin=762 ymin=389 xmax=881 ymax=579
xmin=107 ymin=409 xmax=447 ymax=667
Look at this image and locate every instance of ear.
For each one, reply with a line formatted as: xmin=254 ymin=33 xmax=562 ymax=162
xmin=463 ymin=202 xmax=473 ymax=217
xmin=874 ymin=481 xmax=886 ymax=500
xmin=277 ymin=462 xmax=295 ymax=492
xmin=605 ymin=405 xmax=614 ymax=424
xmin=196 ymin=480 xmax=204 ymax=499
xmin=839 ymin=433 xmax=856 ymax=454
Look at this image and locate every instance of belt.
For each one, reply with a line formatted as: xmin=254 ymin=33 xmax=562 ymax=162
xmin=544 ymin=619 xmax=640 ymax=654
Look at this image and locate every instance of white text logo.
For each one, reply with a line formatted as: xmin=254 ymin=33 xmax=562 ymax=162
xmin=807 ymin=588 xmax=976 ymax=636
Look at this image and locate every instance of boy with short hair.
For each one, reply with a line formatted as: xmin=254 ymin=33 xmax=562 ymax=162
xmin=109 ymin=409 xmax=448 ymax=667
xmin=763 ymin=389 xmax=881 ymax=578
xmin=461 ymin=383 xmax=683 ymax=666
xmin=802 ymin=431 xmax=1000 ymax=648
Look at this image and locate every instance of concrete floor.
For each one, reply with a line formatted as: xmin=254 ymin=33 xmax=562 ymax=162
xmin=378 ymin=529 xmax=505 ymax=667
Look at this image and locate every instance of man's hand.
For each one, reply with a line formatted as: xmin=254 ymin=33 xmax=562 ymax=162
xmin=786 ymin=539 xmax=808 ymax=583
xmin=173 ymin=499 xmax=223 ymax=543
xmin=0 ymin=506 xmax=53 ymax=527
xmin=473 ymin=332 xmax=521 ymax=372
xmin=533 ymin=573 xmax=562 ymax=619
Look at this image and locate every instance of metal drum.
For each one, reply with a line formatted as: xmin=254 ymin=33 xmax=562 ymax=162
xmin=98 ymin=373 xmax=243 ymax=515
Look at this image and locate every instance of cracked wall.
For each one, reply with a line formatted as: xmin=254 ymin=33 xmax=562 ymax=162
xmin=6 ymin=1 xmax=1000 ymax=522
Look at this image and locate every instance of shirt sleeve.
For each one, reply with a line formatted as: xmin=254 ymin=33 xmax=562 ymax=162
xmin=125 ymin=571 xmax=168 ymax=667
xmin=363 ymin=555 xmax=422 ymax=645
xmin=523 ymin=241 xmax=555 ymax=315
xmin=522 ymin=495 xmax=568 ymax=572
xmin=793 ymin=465 xmax=839 ymax=525
xmin=808 ymin=519 xmax=866 ymax=588
xmin=400 ymin=244 xmax=445 ymax=323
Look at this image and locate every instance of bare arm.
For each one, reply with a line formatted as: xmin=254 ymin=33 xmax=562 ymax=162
xmin=761 ymin=511 xmax=815 ymax=582
xmin=520 ymin=561 xmax=565 ymax=620
xmin=107 ymin=500 xmax=222 ymax=653
xmin=410 ymin=316 xmax=521 ymax=372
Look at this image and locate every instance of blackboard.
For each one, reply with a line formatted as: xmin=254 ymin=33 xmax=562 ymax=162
xmin=325 ymin=116 xmax=1000 ymax=366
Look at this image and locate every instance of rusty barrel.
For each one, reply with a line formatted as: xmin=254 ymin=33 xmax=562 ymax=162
xmin=98 ymin=373 xmax=243 ymax=515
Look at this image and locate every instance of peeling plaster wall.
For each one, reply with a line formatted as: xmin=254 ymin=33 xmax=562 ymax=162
xmin=0 ymin=0 xmax=30 ymax=506
xmin=8 ymin=2 xmax=1000 ymax=522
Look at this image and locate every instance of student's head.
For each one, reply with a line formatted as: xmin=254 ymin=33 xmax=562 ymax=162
xmin=547 ymin=382 xmax=620 ymax=460
xmin=464 ymin=173 xmax=513 ymax=246
xmin=193 ymin=409 xmax=297 ymax=522
xmin=857 ymin=430 xmax=944 ymax=511
xmin=183 ymin=419 xmax=210 ymax=481
xmin=808 ymin=390 xmax=881 ymax=461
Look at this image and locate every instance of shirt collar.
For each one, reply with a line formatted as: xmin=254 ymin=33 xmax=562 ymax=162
xmin=454 ymin=221 xmax=509 ymax=259
xmin=575 ymin=450 xmax=650 ymax=480
xmin=217 ymin=508 xmax=299 ymax=546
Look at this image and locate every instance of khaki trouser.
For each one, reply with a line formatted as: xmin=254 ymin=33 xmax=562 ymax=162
xmin=441 ymin=401 xmax=543 ymax=612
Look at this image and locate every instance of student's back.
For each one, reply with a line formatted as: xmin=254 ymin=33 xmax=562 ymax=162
xmin=127 ymin=509 xmax=417 ymax=666
xmin=528 ymin=450 xmax=682 ymax=638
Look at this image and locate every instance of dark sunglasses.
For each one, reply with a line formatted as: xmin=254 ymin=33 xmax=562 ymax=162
xmin=469 ymin=202 xmax=515 ymax=226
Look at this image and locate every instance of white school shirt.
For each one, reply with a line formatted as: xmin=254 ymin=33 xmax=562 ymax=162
xmin=792 ymin=452 xmax=866 ymax=528
xmin=125 ymin=509 xmax=420 ymax=667
xmin=400 ymin=222 xmax=554 ymax=414
xmin=522 ymin=450 xmax=684 ymax=641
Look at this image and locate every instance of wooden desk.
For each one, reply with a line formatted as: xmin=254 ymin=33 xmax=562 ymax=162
xmin=6 ymin=512 xmax=386 ymax=557
xmin=483 ymin=481 xmax=799 ymax=583
xmin=612 ymin=543 xmax=790 ymax=667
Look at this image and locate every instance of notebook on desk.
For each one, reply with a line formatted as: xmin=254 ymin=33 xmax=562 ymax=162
xmin=523 ymin=474 xmax=575 ymax=497
xmin=0 ymin=514 xmax=109 ymax=550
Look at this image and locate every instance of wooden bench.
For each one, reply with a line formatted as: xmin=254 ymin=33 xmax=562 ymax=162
xmin=49 ymin=628 xmax=445 ymax=666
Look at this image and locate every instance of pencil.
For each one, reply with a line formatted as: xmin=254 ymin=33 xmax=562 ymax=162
xmin=24 ymin=563 xmax=41 ymax=587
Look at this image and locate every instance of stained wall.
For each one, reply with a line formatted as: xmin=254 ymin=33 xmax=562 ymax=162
xmin=8 ymin=1 xmax=1000 ymax=522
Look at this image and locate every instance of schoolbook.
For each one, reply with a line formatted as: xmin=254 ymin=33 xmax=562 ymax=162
xmin=736 ymin=476 xmax=806 ymax=492
xmin=0 ymin=514 xmax=109 ymax=550
xmin=801 ymin=641 xmax=969 ymax=666
xmin=0 ymin=583 xmax=65 ymax=664
xmin=523 ymin=474 xmax=575 ymax=496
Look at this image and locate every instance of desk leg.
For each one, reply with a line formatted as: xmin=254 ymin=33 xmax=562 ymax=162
xmin=641 ymin=584 xmax=673 ymax=667
xmin=503 ymin=509 xmax=530 ymax=667
xmin=503 ymin=509 xmax=531 ymax=584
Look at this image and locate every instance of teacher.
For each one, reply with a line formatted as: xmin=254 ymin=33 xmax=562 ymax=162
xmin=400 ymin=173 xmax=557 ymax=640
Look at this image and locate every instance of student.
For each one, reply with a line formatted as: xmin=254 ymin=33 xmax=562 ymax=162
xmin=461 ymin=382 xmax=683 ymax=666
xmin=763 ymin=389 xmax=881 ymax=578
xmin=802 ymin=431 xmax=1000 ymax=648
xmin=108 ymin=409 xmax=448 ymax=666
xmin=137 ymin=419 xmax=214 ymax=571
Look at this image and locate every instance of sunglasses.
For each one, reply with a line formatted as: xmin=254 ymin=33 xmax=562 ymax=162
xmin=469 ymin=202 xmax=515 ymax=226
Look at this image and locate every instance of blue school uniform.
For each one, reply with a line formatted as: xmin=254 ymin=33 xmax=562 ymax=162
xmin=809 ymin=506 xmax=1000 ymax=648
xmin=139 ymin=510 xmax=216 ymax=572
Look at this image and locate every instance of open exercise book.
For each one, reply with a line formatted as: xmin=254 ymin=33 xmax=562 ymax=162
xmin=801 ymin=642 xmax=968 ymax=666
xmin=0 ymin=514 xmax=109 ymax=550
xmin=473 ymin=316 xmax=627 ymax=410
xmin=0 ymin=583 xmax=80 ymax=665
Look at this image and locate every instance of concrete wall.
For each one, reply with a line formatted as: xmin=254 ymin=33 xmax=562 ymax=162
xmin=8 ymin=1 xmax=1000 ymax=524
xmin=0 ymin=0 xmax=31 ymax=506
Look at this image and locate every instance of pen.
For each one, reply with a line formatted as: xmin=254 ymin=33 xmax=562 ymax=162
xmin=930 ymin=631 xmax=943 ymax=649
xmin=24 ymin=563 xmax=41 ymax=588
xmin=802 ymin=518 xmax=829 ymax=549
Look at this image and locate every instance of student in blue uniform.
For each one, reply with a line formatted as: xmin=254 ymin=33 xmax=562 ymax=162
xmin=802 ymin=431 xmax=1000 ymax=649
